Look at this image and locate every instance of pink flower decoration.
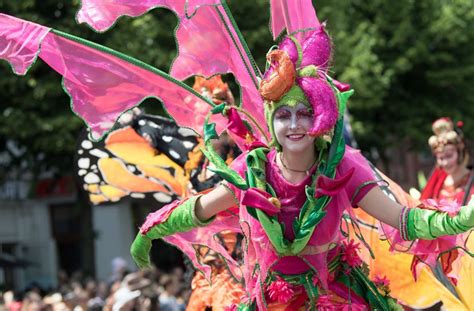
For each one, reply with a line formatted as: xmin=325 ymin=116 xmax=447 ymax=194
xmin=332 ymin=78 xmax=351 ymax=92
xmin=224 ymin=304 xmax=238 ymax=311
xmin=315 ymin=167 xmax=354 ymax=198
xmin=245 ymin=140 xmax=268 ymax=150
xmin=226 ymin=107 xmax=266 ymax=151
xmin=373 ymin=274 xmax=390 ymax=287
xmin=316 ymin=295 xmax=331 ymax=308
xmin=317 ymin=295 xmax=367 ymax=311
xmin=342 ymin=303 xmax=366 ymax=311
xmin=424 ymin=199 xmax=461 ymax=217
xmin=241 ymin=188 xmax=281 ymax=216
xmin=341 ymin=240 xmax=363 ymax=268
xmin=139 ymin=200 xmax=183 ymax=234
xmin=312 ymin=274 xmax=320 ymax=287
xmin=266 ymin=278 xmax=294 ymax=303
xmin=227 ymin=107 xmax=249 ymax=138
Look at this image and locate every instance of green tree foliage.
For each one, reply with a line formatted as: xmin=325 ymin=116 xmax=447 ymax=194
xmin=0 ymin=0 xmax=473 ymax=179
xmin=317 ymin=0 xmax=474 ymax=159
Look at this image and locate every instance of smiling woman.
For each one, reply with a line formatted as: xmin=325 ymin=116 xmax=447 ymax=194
xmin=127 ymin=3 xmax=473 ymax=307
xmin=273 ymin=103 xmax=317 ymax=176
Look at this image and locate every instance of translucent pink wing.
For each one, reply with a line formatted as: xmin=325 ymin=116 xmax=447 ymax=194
xmin=0 ymin=14 xmax=50 ymax=75
xmin=76 ymin=0 xmax=224 ymax=32
xmin=77 ymin=0 xmax=167 ymax=32
xmin=270 ymin=0 xmax=320 ymax=40
xmin=0 ymin=13 xmax=220 ymax=140
xmin=170 ymin=3 xmax=267 ymax=141
xmin=77 ymin=0 xmax=269 ymax=141
xmin=164 ymin=213 xmax=242 ymax=282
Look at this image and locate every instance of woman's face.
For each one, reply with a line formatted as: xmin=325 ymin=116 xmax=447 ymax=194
xmin=435 ymin=144 xmax=460 ymax=174
xmin=273 ymin=103 xmax=315 ymax=153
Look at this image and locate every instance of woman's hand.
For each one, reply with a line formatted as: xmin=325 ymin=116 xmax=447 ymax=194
xmin=130 ymin=234 xmax=152 ymax=269
xmin=130 ymin=184 xmax=237 ymax=269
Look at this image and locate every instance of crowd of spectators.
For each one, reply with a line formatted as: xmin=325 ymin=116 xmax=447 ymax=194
xmin=0 ymin=258 xmax=189 ymax=311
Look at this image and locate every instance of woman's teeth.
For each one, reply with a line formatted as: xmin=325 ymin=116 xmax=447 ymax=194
xmin=287 ymin=134 xmax=305 ymax=140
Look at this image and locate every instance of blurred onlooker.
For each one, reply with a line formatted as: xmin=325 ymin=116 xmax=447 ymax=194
xmin=158 ymin=275 xmax=183 ymax=311
xmin=111 ymin=286 xmax=140 ymax=311
xmin=109 ymin=258 xmax=130 ymax=285
xmin=0 ymin=257 xmax=192 ymax=311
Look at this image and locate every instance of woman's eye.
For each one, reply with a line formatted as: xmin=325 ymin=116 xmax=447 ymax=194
xmin=275 ymin=110 xmax=291 ymax=120
xmin=296 ymin=110 xmax=312 ymax=119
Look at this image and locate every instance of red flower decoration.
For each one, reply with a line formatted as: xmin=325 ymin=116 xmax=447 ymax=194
xmin=266 ymin=278 xmax=294 ymax=303
xmin=332 ymin=78 xmax=351 ymax=92
xmin=227 ymin=107 xmax=250 ymax=138
xmin=341 ymin=240 xmax=362 ymax=268
xmin=316 ymin=295 xmax=331 ymax=308
xmin=312 ymin=274 xmax=320 ymax=287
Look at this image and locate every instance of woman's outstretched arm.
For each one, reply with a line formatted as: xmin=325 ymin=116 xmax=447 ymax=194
xmin=359 ymin=186 xmax=474 ymax=241
xmin=131 ymin=184 xmax=237 ymax=269
xmin=195 ymin=184 xmax=238 ymax=221
xmin=358 ymin=186 xmax=403 ymax=229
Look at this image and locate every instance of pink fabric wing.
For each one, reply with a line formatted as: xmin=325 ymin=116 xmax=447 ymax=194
xmin=270 ymin=0 xmax=319 ymax=40
xmin=0 ymin=14 xmax=50 ymax=75
xmin=77 ymin=0 xmax=221 ymax=32
xmin=0 ymin=14 xmax=222 ymax=140
xmin=164 ymin=212 xmax=242 ymax=282
xmin=77 ymin=0 xmax=269 ymax=143
xmin=169 ymin=4 xmax=267 ymax=142
xmin=76 ymin=0 xmax=178 ymax=32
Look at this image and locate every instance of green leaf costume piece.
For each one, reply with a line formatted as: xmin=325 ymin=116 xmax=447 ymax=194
xmin=130 ymin=195 xmax=214 ymax=269
xmin=407 ymin=203 xmax=474 ymax=240
xmin=235 ymin=87 xmax=354 ymax=256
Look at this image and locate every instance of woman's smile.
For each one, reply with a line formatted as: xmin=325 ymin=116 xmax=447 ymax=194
xmin=286 ymin=133 xmax=306 ymax=141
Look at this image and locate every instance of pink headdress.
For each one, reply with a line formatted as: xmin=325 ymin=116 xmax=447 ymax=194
xmin=260 ymin=24 xmax=344 ymax=140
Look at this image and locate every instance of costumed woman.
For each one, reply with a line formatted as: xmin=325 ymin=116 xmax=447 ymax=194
xmin=423 ymin=117 xmax=473 ymax=208
xmin=130 ymin=24 xmax=474 ymax=311
xmin=419 ymin=117 xmax=473 ymax=309
xmin=349 ymin=118 xmax=474 ymax=310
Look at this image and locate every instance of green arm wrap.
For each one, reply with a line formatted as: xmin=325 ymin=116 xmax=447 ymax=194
xmin=407 ymin=202 xmax=474 ymax=240
xmin=130 ymin=195 xmax=214 ymax=269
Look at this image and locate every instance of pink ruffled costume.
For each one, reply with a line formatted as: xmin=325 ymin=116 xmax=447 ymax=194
xmin=146 ymin=146 xmax=384 ymax=310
